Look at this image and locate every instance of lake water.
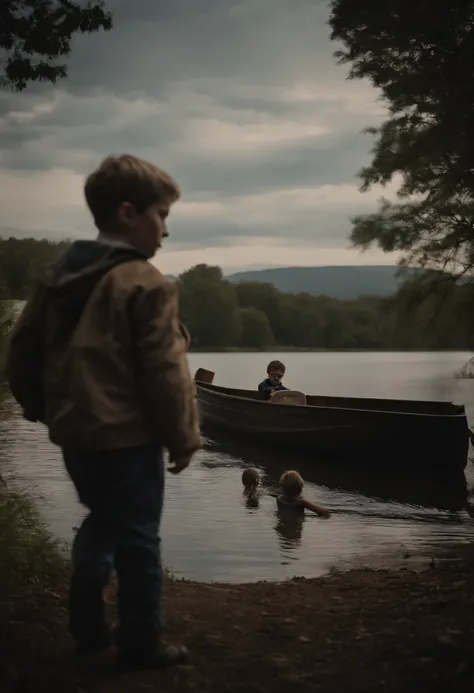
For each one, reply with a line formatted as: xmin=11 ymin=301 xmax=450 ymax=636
xmin=1 ymin=351 xmax=474 ymax=583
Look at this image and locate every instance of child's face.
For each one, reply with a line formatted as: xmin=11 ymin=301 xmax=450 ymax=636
xmin=117 ymin=201 xmax=171 ymax=258
xmin=268 ymin=368 xmax=284 ymax=386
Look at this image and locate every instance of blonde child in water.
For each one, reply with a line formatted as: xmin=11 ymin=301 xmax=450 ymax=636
xmin=277 ymin=470 xmax=330 ymax=518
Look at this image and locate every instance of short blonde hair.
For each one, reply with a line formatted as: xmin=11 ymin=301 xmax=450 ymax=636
xmin=280 ymin=470 xmax=303 ymax=497
xmin=84 ymin=154 xmax=181 ymax=230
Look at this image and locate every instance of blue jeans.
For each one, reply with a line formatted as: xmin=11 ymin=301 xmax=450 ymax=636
xmin=63 ymin=443 xmax=164 ymax=655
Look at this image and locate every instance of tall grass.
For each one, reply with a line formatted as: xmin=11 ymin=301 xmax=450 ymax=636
xmin=0 ymin=299 xmax=15 ymax=380
xmin=0 ymin=479 xmax=65 ymax=606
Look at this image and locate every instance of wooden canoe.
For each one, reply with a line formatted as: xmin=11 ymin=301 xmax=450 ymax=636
xmin=194 ymin=375 xmax=470 ymax=471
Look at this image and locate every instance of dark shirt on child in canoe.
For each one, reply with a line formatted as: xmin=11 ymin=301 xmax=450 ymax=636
xmin=258 ymin=378 xmax=289 ymax=401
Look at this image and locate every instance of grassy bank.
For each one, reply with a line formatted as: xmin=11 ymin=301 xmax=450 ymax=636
xmin=0 ymin=480 xmax=68 ymax=690
xmin=0 ymin=479 xmax=66 ymax=603
xmin=1 ymin=482 xmax=474 ymax=692
xmin=0 ymin=301 xmax=14 ymax=379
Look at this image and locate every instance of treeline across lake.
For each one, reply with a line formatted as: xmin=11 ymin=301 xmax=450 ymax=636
xmin=179 ymin=264 xmax=474 ymax=350
xmin=0 ymin=237 xmax=70 ymax=300
xmin=1 ymin=237 xmax=474 ymax=352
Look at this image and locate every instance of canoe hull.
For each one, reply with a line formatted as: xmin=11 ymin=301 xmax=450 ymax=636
xmin=196 ymin=383 xmax=470 ymax=471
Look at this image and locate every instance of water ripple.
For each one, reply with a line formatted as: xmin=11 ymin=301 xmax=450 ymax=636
xmin=1 ymin=350 xmax=474 ymax=582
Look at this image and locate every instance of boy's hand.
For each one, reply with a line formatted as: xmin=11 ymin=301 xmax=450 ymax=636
xmin=168 ymin=453 xmax=193 ymax=474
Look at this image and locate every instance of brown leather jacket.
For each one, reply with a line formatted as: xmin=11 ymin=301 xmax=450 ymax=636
xmin=6 ymin=241 xmax=200 ymax=458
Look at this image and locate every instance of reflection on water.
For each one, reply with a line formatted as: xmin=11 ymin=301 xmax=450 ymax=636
xmin=202 ymin=431 xmax=474 ymax=569
xmin=276 ymin=512 xmax=304 ymax=555
xmin=1 ymin=351 xmax=474 ymax=583
xmin=203 ymin=431 xmax=471 ymax=511
xmin=243 ymin=490 xmax=260 ymax=510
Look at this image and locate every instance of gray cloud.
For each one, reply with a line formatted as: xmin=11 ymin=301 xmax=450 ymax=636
xmin=64 ymin=0 xmax=339 ymax=95
xmin=0 ymin=0 xmax=391 ymax=269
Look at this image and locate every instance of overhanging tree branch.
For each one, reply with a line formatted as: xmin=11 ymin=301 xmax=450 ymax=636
xmin=329 ymin=1 xmax=474 ymax=278
xmin=0 ymin=1 xmax=112 ymax=91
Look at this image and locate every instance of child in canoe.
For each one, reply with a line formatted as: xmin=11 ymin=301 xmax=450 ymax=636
xmin=277 ymin=470 xmax=330 ymax=518
xmin=258 ymin=360 xmax=289 ymax=400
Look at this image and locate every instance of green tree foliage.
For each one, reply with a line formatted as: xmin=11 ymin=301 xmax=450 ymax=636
xmin=235 ymin=281 xmax=289 ymax=344
xmin=179 ymin=268 xmax=474 ymax=350
xmin=0 ymin=301 xmax=15 ymax=377
xmin=384 ymin=276 xmax=474 ymax=350
xmin=1 ymin=1 xmax=112 ymax=91
xmin=2 ymin=238 xmax=474 ymax=351
xmin=329 ymin=1 xmax=474 ymax=277
xmin=178 ymin=264 xmax=242 ymax=348
xmin=239 ymin=307 xmax=274 ymax=349
xmin=0 ymin=236 xmax=69 ymax=299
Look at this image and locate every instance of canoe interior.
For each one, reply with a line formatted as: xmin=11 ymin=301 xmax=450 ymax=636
xmin=195 ymin=381 xmax=466 ymax=417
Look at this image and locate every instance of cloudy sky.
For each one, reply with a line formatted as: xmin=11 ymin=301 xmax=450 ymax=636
xmin=0 ymin=0 xmax=400 ymax=275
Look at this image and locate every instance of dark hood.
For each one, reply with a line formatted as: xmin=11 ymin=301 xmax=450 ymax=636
xmin=41 ymin=240 xmax=147 ymax=300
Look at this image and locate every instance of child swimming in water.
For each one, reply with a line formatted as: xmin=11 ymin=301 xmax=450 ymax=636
xmin=277 ymin=470 xmax=330 ymax=518
xmin=242 ymin=467 xmax=260 ymax=494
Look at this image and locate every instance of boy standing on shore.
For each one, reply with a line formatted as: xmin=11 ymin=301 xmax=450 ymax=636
xmin=6 ymin=155 xmax=200 ymax=671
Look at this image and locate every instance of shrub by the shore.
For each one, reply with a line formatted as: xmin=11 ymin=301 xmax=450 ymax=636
xmin=0 ymin=480 xmax=66 ymax=607
xmin=0 ymin=300 xmax=14 ymax=379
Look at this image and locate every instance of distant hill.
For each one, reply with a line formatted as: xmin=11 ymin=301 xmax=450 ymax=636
xmin=226 ymin=265 xmax=419 ymax=300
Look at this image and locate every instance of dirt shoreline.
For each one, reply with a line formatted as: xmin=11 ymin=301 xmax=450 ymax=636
xmin=2 ymin=553 xmax=474 ymax=693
